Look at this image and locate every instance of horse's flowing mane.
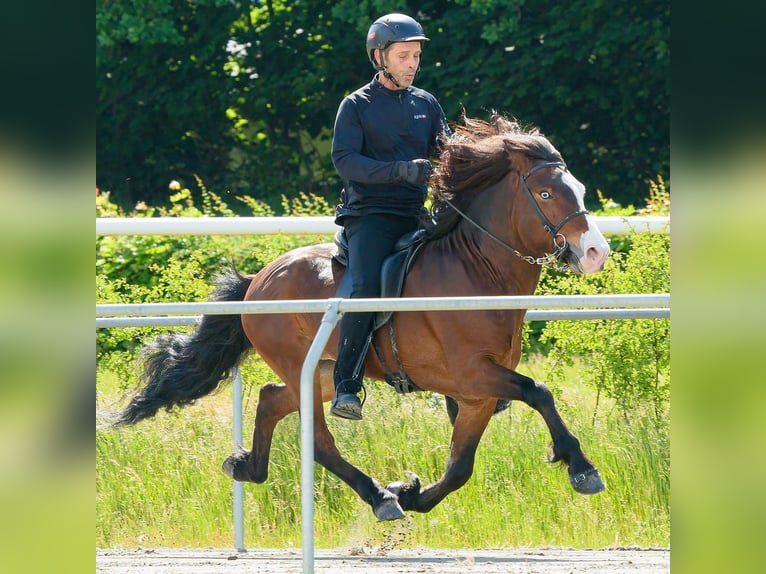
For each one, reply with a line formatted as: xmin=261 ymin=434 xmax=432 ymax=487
xmin=425 ymin=113 xmax=563 ymax=240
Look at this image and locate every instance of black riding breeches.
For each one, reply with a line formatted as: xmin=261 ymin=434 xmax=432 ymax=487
xmin=334 ymin=213 xmax=420 ymax=392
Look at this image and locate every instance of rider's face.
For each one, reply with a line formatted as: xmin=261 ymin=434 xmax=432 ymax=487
xmin=377 ymin=41 xmax=422 ymax=89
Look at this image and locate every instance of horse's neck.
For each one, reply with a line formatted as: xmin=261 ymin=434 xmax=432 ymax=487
xmin=439 ymin=180 xmax=542 ymax=294
xmin=428 ymin=225 xmax=542 ymax=295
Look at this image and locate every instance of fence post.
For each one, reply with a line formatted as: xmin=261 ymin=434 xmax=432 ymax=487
xmin=232 ymin=366 xmax=245 ymax=551
xmin=299 ymin=299 xmax=342 ymax=574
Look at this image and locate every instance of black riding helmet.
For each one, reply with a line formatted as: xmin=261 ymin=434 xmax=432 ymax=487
xmin=366 ymin=13 xmax=429 ymax=70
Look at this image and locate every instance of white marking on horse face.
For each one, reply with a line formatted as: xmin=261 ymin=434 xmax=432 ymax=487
xmin=561 ymin=171 xmax=587 ymax=210
xmin=579 ymin=214 xmax=611 ymax=270
xmin=561 ymin=171 xmax=611 ymax=274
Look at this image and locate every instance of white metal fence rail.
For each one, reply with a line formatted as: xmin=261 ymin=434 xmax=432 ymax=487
xmin=96 ymin=215 xmax=668 ymax=236
xmin=96 ymin=216 xmax=670 ymax=574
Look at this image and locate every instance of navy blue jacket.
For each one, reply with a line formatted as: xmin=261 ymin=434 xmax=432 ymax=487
xmin=332 ymin=77 xmax=450 ymax=223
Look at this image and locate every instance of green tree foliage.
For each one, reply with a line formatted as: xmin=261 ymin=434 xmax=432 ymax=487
xmin=96 ymin=185 xmax=335 ymax=372
xmin=425 ymin=0 xmax=669 ymax=208
xmin=97 ymin=1 xmax=668 ymax=211
xmin=96 ymin=180 xmax=333 ymax=289
xmin=97 ymin=0 xmax=241 ymax=206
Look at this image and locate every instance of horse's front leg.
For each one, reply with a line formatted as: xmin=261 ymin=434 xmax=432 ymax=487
xmin=519 ymin=374 xmax=604 ymax=493
xmin=480 ymin=366 xmax=605 ymax=494
xmin=387 ymin=400 xmax=495 ymax=513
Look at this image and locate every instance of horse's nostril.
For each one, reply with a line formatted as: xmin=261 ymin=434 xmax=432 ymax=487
xmin=587 ymin=247 xmax=605 ymax=263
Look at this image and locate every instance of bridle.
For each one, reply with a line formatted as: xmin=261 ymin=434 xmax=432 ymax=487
xmin=521 ymin=161 xmax=589 ymax=238
xmin=442 ymin=161 xmax=589 ymax=268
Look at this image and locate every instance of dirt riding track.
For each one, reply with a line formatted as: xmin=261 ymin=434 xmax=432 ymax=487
xmin=96 ymin=547 xmax=670 ymax=573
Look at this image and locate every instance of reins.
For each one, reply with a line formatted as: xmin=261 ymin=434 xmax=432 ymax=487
xmin=441 ymin=196 xmax=563 ymax=267
xmin=441 ymin=161 xmax=587 ymax=270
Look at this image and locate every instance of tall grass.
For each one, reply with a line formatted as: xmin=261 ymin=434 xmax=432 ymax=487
xmin=96 ymin=357 xmax=668 ymax=550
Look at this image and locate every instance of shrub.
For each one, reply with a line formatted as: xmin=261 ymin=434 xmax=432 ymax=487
xmin=536 ymin=230 xmax=670 ymax=427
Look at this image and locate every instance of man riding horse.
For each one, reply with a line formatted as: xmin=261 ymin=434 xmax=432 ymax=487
xmin=329 ymin=13 xmax=451 ymax=420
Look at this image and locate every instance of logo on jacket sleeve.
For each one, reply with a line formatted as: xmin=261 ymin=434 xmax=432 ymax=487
xmin=413 ymin=114 xmax=428 ymax=120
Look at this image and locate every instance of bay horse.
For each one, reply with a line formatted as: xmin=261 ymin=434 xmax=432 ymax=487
xmin=112 ymin=114 xmax=611 ymax=521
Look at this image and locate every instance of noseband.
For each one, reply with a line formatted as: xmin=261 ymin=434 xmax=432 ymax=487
xmin=441 ymin=161 xmax=588 ymax=268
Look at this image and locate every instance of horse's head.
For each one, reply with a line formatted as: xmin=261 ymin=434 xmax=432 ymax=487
xmin=429 ymin=114 xmax=610 ymax=275
xmin=513 ymin=158 xmax=610 ymax=274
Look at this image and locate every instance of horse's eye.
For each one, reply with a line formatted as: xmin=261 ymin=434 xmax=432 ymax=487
xmin=539 ymin=191 xmax=551 ymax=200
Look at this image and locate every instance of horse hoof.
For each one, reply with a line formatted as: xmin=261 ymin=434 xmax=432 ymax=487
xmin=221 ymin=446 xmax=249 ymax=480
xmin=374 ymin=497 xmax=406 ymax=521
xmin=570 ymin=468 xmax=605 ymax=494
xmin=386 ymin=481 xmax=404 ymax=496
xmin=221 ymin=457 xmax=236 ymax=479
xmin=385 ymin=471 xmax=420 ymax=510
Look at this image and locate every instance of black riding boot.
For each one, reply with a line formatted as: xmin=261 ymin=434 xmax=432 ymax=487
xmin=331 ymin=312 xmax=373 ymax=420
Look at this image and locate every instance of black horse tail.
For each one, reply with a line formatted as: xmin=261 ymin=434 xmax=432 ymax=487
xmin=112 ymin=267 xmax=253 ymax=426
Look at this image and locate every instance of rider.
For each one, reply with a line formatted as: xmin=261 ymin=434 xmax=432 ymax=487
xmin=329 ymin=13 xmax=451 ymax=420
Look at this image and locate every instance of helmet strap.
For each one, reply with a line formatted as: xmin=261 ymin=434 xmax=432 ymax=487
xmin=382 ymin=69 xmax=402 ymax=89
xmin=377 ymin=49 xmax=402 ymax=89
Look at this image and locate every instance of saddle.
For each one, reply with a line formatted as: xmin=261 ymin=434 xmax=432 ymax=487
xmin=332 ymin=228 xmax=426 ymax=394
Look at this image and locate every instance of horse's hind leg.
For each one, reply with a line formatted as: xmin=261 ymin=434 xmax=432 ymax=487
xmin=309 ymin=361 xmax=405 ymax=520
xmin=222 ymin=380 xmax=297 ymax=483
xmin=222 ymin=358 xmax=333 ymax=483
xmin=221 ymin=359 xmax=404 ymax=520
xmin=312 ymin=405 xmax=405 ymax=521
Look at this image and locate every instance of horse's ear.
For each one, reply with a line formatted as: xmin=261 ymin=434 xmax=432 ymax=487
xmin=492 ymin=114 xmax=522 ymax=136
xmin=490 ymin=110 xmax=503 ymax=134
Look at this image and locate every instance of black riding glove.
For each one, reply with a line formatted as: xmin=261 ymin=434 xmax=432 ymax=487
xmin=394 ymin=159 xmax=432 ymax=185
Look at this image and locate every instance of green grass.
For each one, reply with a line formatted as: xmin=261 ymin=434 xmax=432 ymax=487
xmin=96 ymin=356 xmax=669 ymax=550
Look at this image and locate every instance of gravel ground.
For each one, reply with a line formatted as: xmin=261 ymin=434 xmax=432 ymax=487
xmin=96 ymin=547 xmax=670 ymax=573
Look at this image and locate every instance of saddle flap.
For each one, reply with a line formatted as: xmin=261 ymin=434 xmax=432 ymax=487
xmin=332 ymin=229 xmax=426 ymax=326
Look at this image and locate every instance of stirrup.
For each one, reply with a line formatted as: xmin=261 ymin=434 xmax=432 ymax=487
xmin=330 ymin=392 xmax=363 ymax=420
